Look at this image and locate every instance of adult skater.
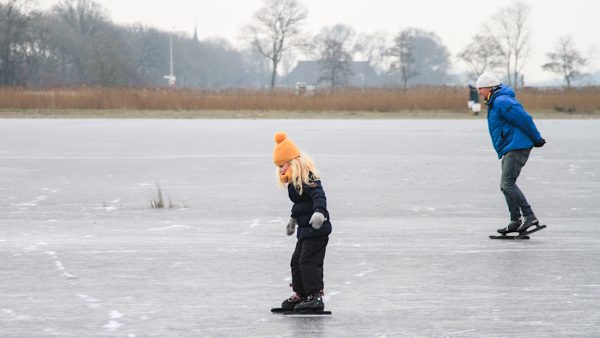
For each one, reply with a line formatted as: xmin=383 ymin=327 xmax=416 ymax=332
xmin=273 ymin=131 xmax=331 ymax=313
xmin=476 ymin=71 xmax=546 ymax=234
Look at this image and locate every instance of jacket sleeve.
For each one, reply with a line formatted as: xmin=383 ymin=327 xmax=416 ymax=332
xmin=498 ymin=98 xmax=543 ymax=142
xmin=307 ymin=180 xmax=329 ymax=219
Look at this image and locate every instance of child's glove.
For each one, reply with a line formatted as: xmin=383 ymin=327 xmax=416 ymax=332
xmin=309 ymin=212 xmax=326 ymax=229
xmin=286 ymin=218 xmax=297 ymax=236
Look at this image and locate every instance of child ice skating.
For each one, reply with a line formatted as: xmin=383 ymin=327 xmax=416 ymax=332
xmin=272 ymin=131 xmax=332 ymax=314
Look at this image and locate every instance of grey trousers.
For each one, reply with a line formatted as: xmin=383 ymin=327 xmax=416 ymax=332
xmin=500 ymin=148 xmax=534 ymax=220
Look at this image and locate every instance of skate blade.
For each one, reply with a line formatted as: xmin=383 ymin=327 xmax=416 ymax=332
xmin=285 ymin=310 xmax=331 ymax=317
xmin=489 ymin=235 xmax=530 ymax=240
xmin=515 ymin=224 xmax=546 ymax=239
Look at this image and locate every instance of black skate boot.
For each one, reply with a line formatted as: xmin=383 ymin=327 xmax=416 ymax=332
xmin=281 ymin=293 xmax=303 ymax=311
xmin=517 ymin=216 xmax=539 ymax=233
xmin=497 ymin=219 xmax=521 ymax=234
xmin=293 ymin=293 xmax=324 ymax=313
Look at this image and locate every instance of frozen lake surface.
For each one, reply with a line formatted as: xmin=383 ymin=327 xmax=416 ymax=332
xmin=1 ymin=119 xmax=599 ymax=337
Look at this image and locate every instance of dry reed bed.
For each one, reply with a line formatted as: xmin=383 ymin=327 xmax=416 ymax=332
xmin=0 ymin=87 xmax=599 ymax=112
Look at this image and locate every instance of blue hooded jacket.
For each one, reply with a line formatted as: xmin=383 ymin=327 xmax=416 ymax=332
xmin=486 ymin=85 xmax=543 ymax=159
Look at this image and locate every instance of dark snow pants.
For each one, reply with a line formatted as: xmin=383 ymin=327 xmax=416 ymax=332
xmin=290 ymin=235 xmax=328 ymax=297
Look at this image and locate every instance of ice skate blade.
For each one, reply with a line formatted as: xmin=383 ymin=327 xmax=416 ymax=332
xmin=271 ymin=308 xmax=331 ymax=316
xmin=489 ymin=234 xmax=530 ymax=240
xmin=489 ymin=224 xmax=546 ymax=240
xmin=286 ymin=310 xmax=331 ymax=317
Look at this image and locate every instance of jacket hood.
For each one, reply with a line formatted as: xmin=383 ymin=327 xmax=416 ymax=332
xmin=489 ymin=85 xmax=515 ymax=105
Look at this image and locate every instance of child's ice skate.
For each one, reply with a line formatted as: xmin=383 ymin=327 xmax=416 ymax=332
xmin=271 ymin=293 xmax=303 ymax=313
xmin=293 ymin=293 xmax=325 ymax=314
xmin=280 ymin=293 xmax=303 ymax=311
xmin=271 ymin=291 xmax=331 ymax=316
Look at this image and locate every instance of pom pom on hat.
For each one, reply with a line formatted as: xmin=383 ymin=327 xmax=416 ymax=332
xmin=273 ymin=131 xmax=300 ymax=166
xmin=274 ymin=131 xmax=287 ymax=144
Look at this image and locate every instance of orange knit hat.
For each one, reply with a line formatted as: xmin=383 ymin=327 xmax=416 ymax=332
xmin=273 ymin=131 xmax=300 ymax=166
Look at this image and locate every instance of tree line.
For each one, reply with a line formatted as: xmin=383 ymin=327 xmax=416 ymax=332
xmin=0 ymin=0 xmax=590 ymax=89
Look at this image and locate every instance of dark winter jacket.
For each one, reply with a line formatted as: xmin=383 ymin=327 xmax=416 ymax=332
xmin=486 ymin=85 xmax=544 ymax=159
xmin=288 ymin=174 xmax=332 ymax=240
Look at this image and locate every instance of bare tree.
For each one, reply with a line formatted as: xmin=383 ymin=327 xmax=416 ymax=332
xmin=354 ymin=32 xmax=388 ymax=74
xmin=488 ymin=0 xmax=533 ymax=90
xmin=52 ymin=0 xmax=109 ymax=83
xmin=244 ymin=0 xmax=308 ymax=89
xmin=0 ymin=0 xmax=30 ymax=84
xmin=542 ymin=36 xmax=587 ymax=88
xmin=385 ymin=29 xmax=418 ymax=88
xmin=315 ymin=24 xmax=355 ymax=89
xmin=125 ymin=25 xmax=166 ymax=85
xmin=457 ymin=33 xmax=503 ymax=80
xmin=21 ymin=11 xmax=62 ymax=85
xmin=386 ymin=28 xmax=450 ymax=88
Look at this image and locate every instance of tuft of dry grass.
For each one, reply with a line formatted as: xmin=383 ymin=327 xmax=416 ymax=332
xmin=149 ymin=183 xmax=165 ymax=209
xmin=0 ymin=86 xmax=599 ymax=114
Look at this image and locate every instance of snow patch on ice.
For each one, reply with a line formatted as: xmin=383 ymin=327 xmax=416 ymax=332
xmin=103 ymin=311 xmax=124 ymax=331
xmin=355 ymin=269 xmax=377 ymax=277
xmin=63 ymin=272 xmax=76 ymax=279
xmin=110 ymin=310 xmax=124 ymax=319
xmin=77 ymin=294 xmax=100 ymax=308
xmin=41 ymin=188 xmax=58 ymax=193
xmin=149 ymin=224 xmax=192 ymax=231
xmin=568 ymin=164 xmax=578 ymax=174
xmin=42 ymin=328 xmax=59 ymax=335
xmin=96 ymin=206 xmax=118 ymax=211
xmin=412 ymin=206 xmax=436 ymax=212
xmin=250 ymin=219 xmax=260 ymax=228
xmin=2 ymin=308 xmax=30 ymax=321
xmin=104 ymin=320 xmax=122 ymax=331
xmin=12 ymin=195 xmax=48 ymax=207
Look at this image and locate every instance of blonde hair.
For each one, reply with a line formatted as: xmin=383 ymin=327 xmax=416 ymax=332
xmin=276 ymin=153 xmax=320 ymax=194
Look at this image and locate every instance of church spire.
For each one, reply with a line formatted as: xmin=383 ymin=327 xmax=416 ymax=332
xmin=193 ymin=25 xmax=199 ymax=42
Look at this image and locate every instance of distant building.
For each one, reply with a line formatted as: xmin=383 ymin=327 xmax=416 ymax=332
xmin=283 ymin=61 xmax=379 ymax=88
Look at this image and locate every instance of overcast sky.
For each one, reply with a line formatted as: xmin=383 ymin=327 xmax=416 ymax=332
xmin=39 ymin=0 xmax=599 ymax=83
